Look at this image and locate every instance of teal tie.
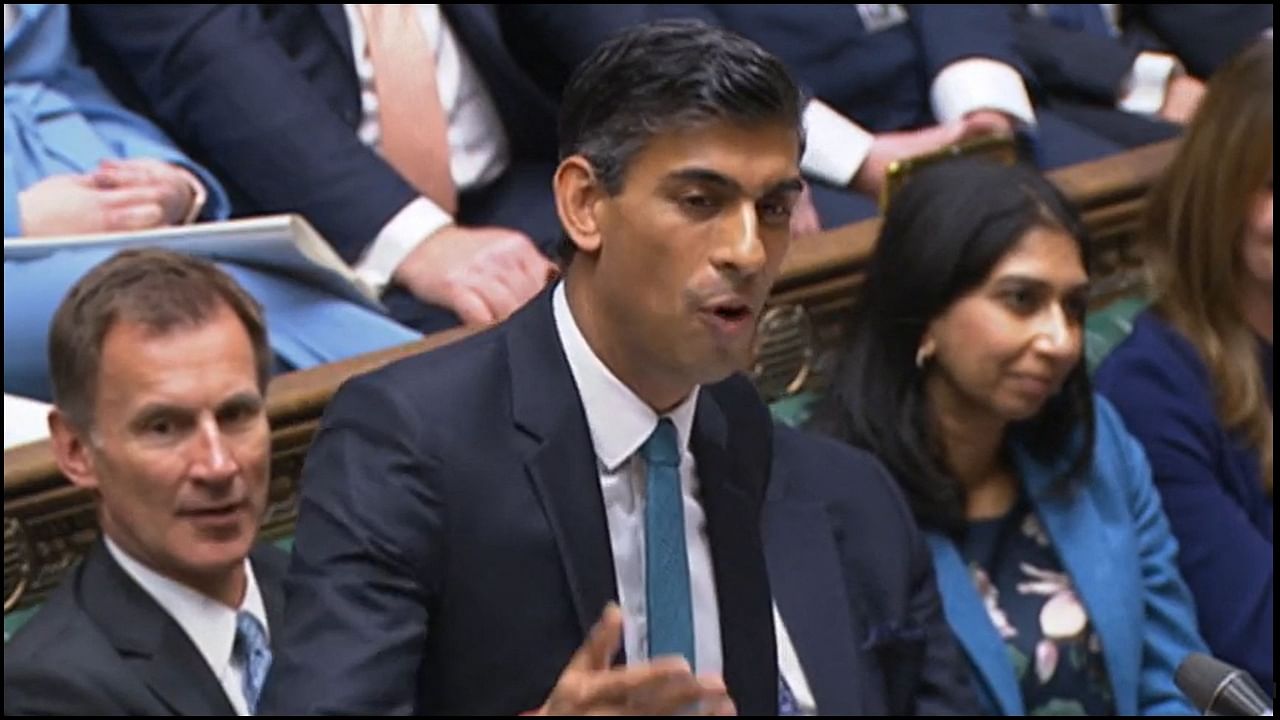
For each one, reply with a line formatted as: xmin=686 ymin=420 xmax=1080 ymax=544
xmin=641 ymin=418 xmax=696 ymax=669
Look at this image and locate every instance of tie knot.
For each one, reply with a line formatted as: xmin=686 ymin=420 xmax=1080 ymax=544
xmin=235 ymin=611 xmax=268 ymax=657
xmin=641 ymin=419 xmax=680 ymax=468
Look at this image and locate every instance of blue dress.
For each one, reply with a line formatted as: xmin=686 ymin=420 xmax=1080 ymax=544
xmin=962 ymin=493 xmax=1115 ymax=715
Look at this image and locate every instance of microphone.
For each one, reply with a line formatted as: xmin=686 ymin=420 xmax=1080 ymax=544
xmin=1176 ymin=653 xmax=1273 ymax=716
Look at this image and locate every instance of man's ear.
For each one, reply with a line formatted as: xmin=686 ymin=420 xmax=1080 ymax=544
xmin=49 ymin=408 xmax=100 ymax=492
xmin=554 ymin=155 xmax=605 ymax=254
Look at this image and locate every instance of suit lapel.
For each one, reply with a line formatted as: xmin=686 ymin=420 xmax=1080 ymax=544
xmin=134 ymin=623 xmax=238 ymax=716
xmin=693 ymin=392 xmax=778 ymax=716
xmin=507 ymin=291 xmax=621 ymax=646
xmin=314 ymin=4 xmax=355 ymax=67
xmin=764 ymin=496 xmax=866 ymax=714
xmin=1018 ymin=449 xmax=1137 ymax=716
xmin=925 ymin=534 xmax=1025 ymax=716
xmin=80 ymin=541 xmax=236 ymax=715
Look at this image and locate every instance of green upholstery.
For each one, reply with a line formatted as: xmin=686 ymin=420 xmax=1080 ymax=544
xmin=4 ymin=606 xmax=38 ymax=643
xmin=769 ymin=392 xmax=822 ymax=428
xmin=1085 ymin=296 xmax=1148 ymax=373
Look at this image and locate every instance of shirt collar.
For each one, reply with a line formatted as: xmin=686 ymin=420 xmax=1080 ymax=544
xmin=553 ymin=283 xmax=698 ymax=472
xmin=104 ymin=535 xmax=267 ymax=675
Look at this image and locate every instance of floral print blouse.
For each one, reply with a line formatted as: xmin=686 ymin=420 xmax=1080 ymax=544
xmin=962 ymin=496 xmax=1116 ymax=715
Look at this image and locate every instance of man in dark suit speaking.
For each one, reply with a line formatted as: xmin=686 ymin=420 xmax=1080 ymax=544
xmin=4 ymin=250 xmax=286 ymax=715
xmin=260 ymin=20 xmax=806 ymax=715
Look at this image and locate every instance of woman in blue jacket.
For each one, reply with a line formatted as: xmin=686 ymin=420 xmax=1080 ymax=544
xmin=814 ymin=158 xmax=1207 ymax=714
xmin=1095 ymin=39 xmax=1272 ymax=693
xmin=4 ymin=4 xmax=417 ymax=400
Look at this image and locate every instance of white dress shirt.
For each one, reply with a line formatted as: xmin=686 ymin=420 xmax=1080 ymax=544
xmin=342 ymin=4 xmax=511 ymax=293
xmin=104 ymin=536 xmax=268 ymax=716
xmin=552 ymin=284 xmax=817 ymax=712
xmin=802 ymin=4 xmax=1037 ymax=188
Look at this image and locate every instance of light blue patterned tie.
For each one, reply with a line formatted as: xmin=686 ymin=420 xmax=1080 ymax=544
xmin=234 ymin=611 xmax=272 ymax=715
xmin=779 ymin=673 xmax=802 ymax=715
xmin=642 ymin=418 xmax=696 ymax=670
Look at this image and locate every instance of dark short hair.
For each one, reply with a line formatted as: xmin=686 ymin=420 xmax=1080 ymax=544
xmin=812 ymin=159 xmax=1095 ymax=532
xmin=558 ymin=18 xmax=805 ymax=195
xmin=49 ymin=249 xmax=271 ymax=431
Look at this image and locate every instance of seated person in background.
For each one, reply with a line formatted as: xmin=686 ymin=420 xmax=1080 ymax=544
xmin=811 ymin=158 xmax=1207 ymax=715
xmin=767 ymin=424 xmax=981 ymax=714
xmin=649 ymin=4 xmax=1144 ymax=228
xmin=4 ymin=249 xmax=286 ymax=715
xmin=1095 ymin=39 xmax=1273 ymax=693
xmin=73 ymin=5 xmax=644 ymax=333
xmin=5 ymin=3 xmax=224 ymax=236
xmin=261 ymin=20 xmax=801 ymax=715
xmin=1010 ymin=5 xmax=1270 ymax=148
xmin=1122 ymin=4 xmax=1273 ymax=80
xmin=4 ymin=3 xmax=419 ymax=402
xmin=1009 ymin=4 xmax=1200 ymax=148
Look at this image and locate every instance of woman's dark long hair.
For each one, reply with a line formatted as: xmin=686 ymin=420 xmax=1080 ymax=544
xmin=811 ymin=158 xmax=1096 ymax=532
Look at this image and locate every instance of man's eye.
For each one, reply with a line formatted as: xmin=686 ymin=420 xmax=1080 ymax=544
xmin=146 ymin=418 xmax=176 ymax=436
xmin=759 ymin=201 xmax=793 ymax=221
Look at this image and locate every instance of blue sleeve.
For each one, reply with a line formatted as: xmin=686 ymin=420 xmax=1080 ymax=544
xmin=1097 ymin=332 xmax=1274 ymax=691
xmin=56 ymin=68 xmax=231 ymax=220
xmin=906 ymin=4 xmax=1032 ymax=81
xmin=1096 ymin=398 xmax=1208 ymax=715
xmin=4 ymin=154 xmax=22 ymax=236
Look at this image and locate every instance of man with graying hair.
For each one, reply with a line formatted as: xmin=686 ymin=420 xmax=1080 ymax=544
xmin=5 ymin=249 xmax=284 ymax=716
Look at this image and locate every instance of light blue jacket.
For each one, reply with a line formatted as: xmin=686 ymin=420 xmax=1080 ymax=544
xmin=927 ymin=396 xmax=1208 ymax=715
xmin=3 ymin=3 xmax=229 ymax=235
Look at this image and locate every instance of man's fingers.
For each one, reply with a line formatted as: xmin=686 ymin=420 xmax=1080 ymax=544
xmin=569 ymin=603 xmax=624 ymax=673
xmin=471 ymin=276 xmax=522 ymax=323
xmin=583 ymin=657 xmax=704 ymax=714
xmin=450 ymin=288 xmax=497 ymax=327
xmin=509 ymin=254 xmax=557 ymax=307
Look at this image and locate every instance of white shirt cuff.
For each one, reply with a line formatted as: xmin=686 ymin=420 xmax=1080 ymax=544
xmin=354 ymin=196 xmax=454 ymax=295
xmin=800 ymin=99 xmax=875 ymax=187
xmin=1117 ymin=51 xmax=1179 ymax=115
xmin=931 ymin=58 xmax=1037 ymax=126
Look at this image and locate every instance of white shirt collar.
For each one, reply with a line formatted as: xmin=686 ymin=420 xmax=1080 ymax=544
xmin=104 ymin=535 xmax=268 ymax=677
xmin=553 ymin=283 xmax=699 ymax=472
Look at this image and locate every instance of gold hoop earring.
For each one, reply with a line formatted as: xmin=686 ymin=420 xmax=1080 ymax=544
xmin=915 ymin=346 xmax=931 ymax=369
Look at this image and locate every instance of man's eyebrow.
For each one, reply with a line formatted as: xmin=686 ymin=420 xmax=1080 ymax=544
xmin=662 ymin=168 xmax=804 ymax=196
xmin=763 ymin=177 xmax=805 ymax=196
